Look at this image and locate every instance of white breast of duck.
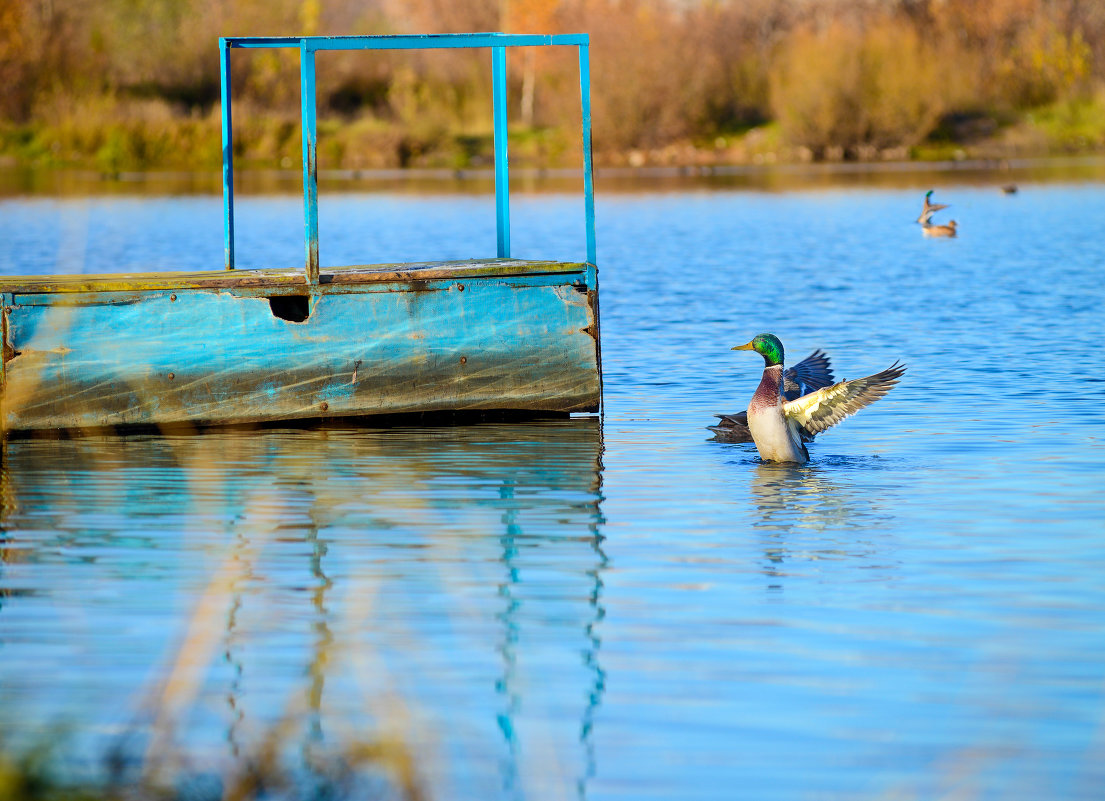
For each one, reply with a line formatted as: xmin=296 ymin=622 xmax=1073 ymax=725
xmin=747 ymin=364 xmax=809 ymax=463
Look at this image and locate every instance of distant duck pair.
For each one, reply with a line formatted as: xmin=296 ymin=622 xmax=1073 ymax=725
xmin=917 ymin=189 xmax=956 ymax=237
xmin=710 ymin=334 xmax=905 ymax=464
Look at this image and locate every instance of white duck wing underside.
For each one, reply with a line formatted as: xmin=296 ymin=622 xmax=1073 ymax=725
xmin=784 ymin=361 xmax=906 ymax=436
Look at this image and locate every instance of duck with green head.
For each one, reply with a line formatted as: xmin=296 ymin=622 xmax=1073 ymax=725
xmin=718 ymin=333 xmax=906 ymax=464
xmin=917 ymin=189 xmax=957 ymax=237
xmin=709 ymin=346 xmax=835 ymax=443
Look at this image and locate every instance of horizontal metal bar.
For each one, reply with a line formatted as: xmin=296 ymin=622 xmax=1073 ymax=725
xmin=224 ymin=37 xmax=301 ymax=49
xmin=225 ymin=33 xmax=589 ymax=51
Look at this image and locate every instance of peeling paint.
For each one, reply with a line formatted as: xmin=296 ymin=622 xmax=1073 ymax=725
xmin=1 ymin=259 xmax=601 ymax=432
xmin=0 ymin=259 xmax=587 ymax=296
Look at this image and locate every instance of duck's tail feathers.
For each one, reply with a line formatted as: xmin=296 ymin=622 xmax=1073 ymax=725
xmin=708 ymin=411 xmax=752 ymax=442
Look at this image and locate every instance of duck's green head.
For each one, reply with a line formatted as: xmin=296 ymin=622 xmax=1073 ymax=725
xmin=733 ymin=333 xmax=784 ymax=366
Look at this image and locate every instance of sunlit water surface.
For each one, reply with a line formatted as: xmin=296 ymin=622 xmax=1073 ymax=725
xmin=2 ymin=176 xmax=1104 ymax=800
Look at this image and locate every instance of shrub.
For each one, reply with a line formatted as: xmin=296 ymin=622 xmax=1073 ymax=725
xmin=770 ymin=17 xmax=956 ymax=157
xmin=999 ymin=24 xmax=1093 ymax=108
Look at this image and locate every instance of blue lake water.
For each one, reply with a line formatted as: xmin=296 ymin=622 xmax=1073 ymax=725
xmin=2 ymin=171 xmax=1105 ymax=800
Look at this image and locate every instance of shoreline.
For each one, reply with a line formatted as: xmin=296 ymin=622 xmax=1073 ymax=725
xmin=3 ymin=154 xmax=1105 ymax=197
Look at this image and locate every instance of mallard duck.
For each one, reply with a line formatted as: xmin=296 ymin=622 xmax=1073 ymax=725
xmin=922 ymin=219 xmax=957 ymax=237
xmin=916 ymin=189 xmax=948 ymax=224
xmin=709 ymin=349 xmax=835 ymax=442
xmin=716 ymin=333 xmax=906 ymax=464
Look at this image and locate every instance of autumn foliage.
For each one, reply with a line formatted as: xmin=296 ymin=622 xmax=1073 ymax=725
xmin=0 ymin=0 xmax=1103 ymax=169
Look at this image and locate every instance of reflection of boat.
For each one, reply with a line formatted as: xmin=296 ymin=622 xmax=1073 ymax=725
xmin=493 ymin=436 xmax=606 ymax=797
xmin=0 ymin=419 xmax=606 ymax=796
xmin=0 ymin=33 xmax=601 ymax=434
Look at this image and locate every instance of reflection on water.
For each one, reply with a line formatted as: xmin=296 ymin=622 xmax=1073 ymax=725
xmin=747 ymin=461 xmax=891 ymax=578
xmin=4 ymin=181 xmax=1105 ymax=799
xmin=0 ymin=419 xmax=605 ymax=798
xmin=749 ymin=461 xmax=872 ymax=532
xmin=680 ymin=457 xmax=897 ymax=596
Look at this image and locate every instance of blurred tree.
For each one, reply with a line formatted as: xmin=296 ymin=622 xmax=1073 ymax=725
xmin=501 ymin=0 xmax=560 ymax=127
xmin=1003 ymin=21 xmax=1091 ymax=106
xmin=770 ymin=15 xmax=953 ymax=156
xmin=0 ymin=0 xmax=32 ymax=118
xmin=1 ymin=0 xmax=1103 ymax=167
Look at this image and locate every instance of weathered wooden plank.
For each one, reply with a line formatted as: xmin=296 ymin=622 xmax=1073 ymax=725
xmin=0 ymin=263 xmax=600 ymax=432
xmin=0 ymin=259 xmax=586 ymax=296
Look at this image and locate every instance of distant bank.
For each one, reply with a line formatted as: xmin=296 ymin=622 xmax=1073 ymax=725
xmin=3 ymin=156 xmax=1105 ymax=199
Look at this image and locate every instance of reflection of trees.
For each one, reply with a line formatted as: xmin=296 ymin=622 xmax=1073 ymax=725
xmin=0 ymin=418 xmax=606 ymax=798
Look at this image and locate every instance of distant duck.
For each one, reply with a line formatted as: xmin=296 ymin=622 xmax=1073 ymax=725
xmin=710 ymin=349 xmax=835 ymax=443
xmin=916 ymin=189 xmax=948 ymax=224
xmin=1002 ymin=184 xmax=1018 ymax=194
xmin=922 ymin=219 xmax=957 ymax=238
xmin=713 ymin=333 xmax=906 ymax=464
xmin=917 ymin=189 xmax=957 ymax=237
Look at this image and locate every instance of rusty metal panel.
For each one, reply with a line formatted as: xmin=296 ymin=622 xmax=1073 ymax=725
xmin=0 ymin=263 xmax=600 ymax=432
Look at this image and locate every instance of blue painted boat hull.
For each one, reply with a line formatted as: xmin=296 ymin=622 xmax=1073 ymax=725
xmin=0 ymin=259 xmax=601 ymax=432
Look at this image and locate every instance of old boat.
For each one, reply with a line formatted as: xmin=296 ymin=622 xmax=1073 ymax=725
xmin=0 ymin=33 xmax=601 ymax=433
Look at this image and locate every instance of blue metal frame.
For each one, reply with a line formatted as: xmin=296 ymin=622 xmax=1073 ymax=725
xmin=219 ymin=32 xmax=597 ymax=282
xmin=492 ymin=45 xmax=510 ymax=259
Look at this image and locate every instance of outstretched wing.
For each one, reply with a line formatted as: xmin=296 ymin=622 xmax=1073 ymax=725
xmin=917 ymin=191 xmax=949 ymax=224
xmin=784 ymin=362 xmax=906 ymax=437
xmin=784 ymin=349 xmax=835 ymax=400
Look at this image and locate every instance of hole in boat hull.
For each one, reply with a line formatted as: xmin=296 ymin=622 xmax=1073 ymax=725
xmin=269 ymin=295 xmax=310 ymax=323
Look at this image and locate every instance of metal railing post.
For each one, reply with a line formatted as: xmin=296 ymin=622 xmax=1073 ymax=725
xmin=300 ymin=40 xmax=320 ymax=285
xmin=578 ymin=43 xmax=596 ymax=267
xmin=492 ymin=45 xmax=510 ymax=258
xmin=220 ymin=38 xmax=235 ymax=271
